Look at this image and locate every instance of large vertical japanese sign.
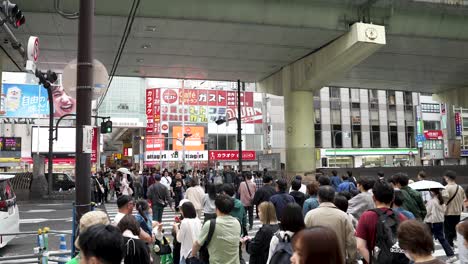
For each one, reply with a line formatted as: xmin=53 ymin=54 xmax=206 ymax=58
xmin=146 ymin=89 xmax=156 ymax=134
xmin=455 ymin=112 xmax=462 ymax=137
xmin=91 ymin=127 xmax=98 ymax=163
xmin=415 ymin=105 xmax=424 ymax=148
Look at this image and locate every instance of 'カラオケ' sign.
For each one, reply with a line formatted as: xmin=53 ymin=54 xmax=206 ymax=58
xmin=209 ymin=150 xmax=256 ymax=161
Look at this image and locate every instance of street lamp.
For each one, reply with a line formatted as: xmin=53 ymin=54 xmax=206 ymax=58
xmin=332 ymin=130 xmax=350 ymax=167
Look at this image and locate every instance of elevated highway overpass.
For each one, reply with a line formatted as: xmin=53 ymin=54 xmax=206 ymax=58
xmin=3 ymin=0 xmax=468 ymax=174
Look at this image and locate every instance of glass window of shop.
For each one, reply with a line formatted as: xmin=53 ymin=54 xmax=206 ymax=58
xmin=423 ymin=140 xmax=443 ymax=150
xmin=362 ymin=156 xmax=385 ymax=167
xmin=423 ymin=120 xmax=441 ymax=130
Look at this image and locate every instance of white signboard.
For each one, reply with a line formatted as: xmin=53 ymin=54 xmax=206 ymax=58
xmin=145 ymin=150 xmax=208 ymax=162
xmin=82 ymin=126 xmax=93 ymax=153
xmin=32 ymin=127 xmax=76 ymax=153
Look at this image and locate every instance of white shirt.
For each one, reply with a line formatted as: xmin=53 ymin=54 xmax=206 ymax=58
xmin=176 ymin=218 xmax=202 ymax=260
xmin=288 ymin=184 xmax=307 ymax=194
xmin=113 ymin=212 xmax=126 ymax=225
xmin=185 ymin=186 xmax=205 ymax=210
xmin=161 ymin=176 xmax=172 ymax=190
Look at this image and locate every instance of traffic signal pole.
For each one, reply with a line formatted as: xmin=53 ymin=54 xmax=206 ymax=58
xmin=75 ymin=0 xmax=94 ymax=222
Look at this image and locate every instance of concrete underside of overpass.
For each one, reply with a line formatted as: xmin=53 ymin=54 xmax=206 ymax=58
xmin=4 ymin=0 xmax=468 ymax=174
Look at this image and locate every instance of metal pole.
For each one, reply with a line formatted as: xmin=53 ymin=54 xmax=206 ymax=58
xmin=47 ymin=88 xmax=54 ymax=195
xmin=237 ymin=80 xmax=242 ymax=172
xmin=75 ymin=0 xmax=94 ymax=223
xmin=182 ymin=80 xmax=186 ymax=171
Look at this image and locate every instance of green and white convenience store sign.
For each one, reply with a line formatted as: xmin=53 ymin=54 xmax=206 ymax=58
xmin=323 ymin=148 xmax=419 ymax=156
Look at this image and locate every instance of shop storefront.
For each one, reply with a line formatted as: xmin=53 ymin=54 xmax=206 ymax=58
xmin=320 ymin=148 xmax=419 ymax=168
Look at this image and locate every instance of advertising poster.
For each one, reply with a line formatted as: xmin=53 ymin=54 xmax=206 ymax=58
xmin=0 ymin=137 xmax=21 ymax=158
xmin=172 ymin=126 xmax=205 ymax=151
xmin=455 ymin=112 xmax=462 ymax=137
xmin=1 ymin=83 xmax=49 ymax=117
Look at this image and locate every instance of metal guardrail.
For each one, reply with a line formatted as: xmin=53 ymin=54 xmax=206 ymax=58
xmin=0 ymin=228 xmax=72 ymax=264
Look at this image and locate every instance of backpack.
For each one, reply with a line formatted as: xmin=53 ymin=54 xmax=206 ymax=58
xmin=270 ymin=233 xmax=293 ymax=264
xmin=369 ymin=208 xmax=409 ymax=264
xmin=198 ymin=218 xmax=216 ymax=264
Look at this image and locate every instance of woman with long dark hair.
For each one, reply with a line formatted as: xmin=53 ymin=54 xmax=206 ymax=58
xmin=424 ymin=188 xmax=457 ymax=262
xmin=290 ymin=226 xmax=344 ymax=264
xmin=135 ymin=200 xmax=152 ymax=236
xmin=203 ymin=183 xmax=217 ymax=222
xmin=173 ymin=201 xmax=202 ymax=264
xmin=117 ymin=214 xmax=151 ymax=264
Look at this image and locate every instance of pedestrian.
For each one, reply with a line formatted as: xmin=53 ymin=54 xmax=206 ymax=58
xmin=304 ymin=186 xmax=357 ymax=263
xmin=346 ymin=170 xmax=357 ymax=186
xmin=347 ymin=176 xmax=376 ymax=220
xmin=424 ymin=189 xmax=458 ymax=262
xmin=391 ymin=172 xmax=426 ymax=220
xmin=66 ymin=211 xmax=110 ymax=264
xmin=103 ymin=174 xmax=110 ymax=203
xmin=238 ymin=172 xmax=257 ymax=229
xmin=243 ymin=201 xmax=279 ymax=264
xmin=173 ymin=178 xmax=185 ymax=212
xmin=161 ymin=170 xmax=172 ymax=190
xmin=290 ymin=226 xmax=344 ymax=264
xmin=442 ymin=170 xmax=466 ymax=247
xmin=191 ymin=194 xmax=241 ymax=264
xmin=147 ymin=174 xmax=173 ymax=222
xmin=333 ymin=194 xmax=358 ymax=228
xmin=222 ymin=183 xmax=248 ymax=237
xmin=254 ymin=171 xmax=264 ymax=190
xmin=317 ymin=175 xmax=331 ymax=186
xmin=288 ymin=175 xmax=307 ymax=194
xmin=417 ymin=170 xmax=431 ymax=203
xmin=398 ymin=220 xmax=447 ymax=264
xmin=289 ymin=179 xmax=306 ymax=207
xmin=113 ymin=195 xmax=135 ymax=225
xmin=269 ymin=178 xmax=295 ymax=221
xmin=330 ymin=170 xmax=342 ymax=190
xmin=267 ymin=203 xmax=305 ymax=263
xmin=185 ymin=178 xmax=205 ymax=218
xmin=355 ymin=181 xmax=409 ymax=264
xmin=393 ymin=190 xmax=415 ymax=219
xmin=120 ymin=173 xmax=133 ymax=196
xmin=109 ymin=175 xmax=116 ymax=201
xmin=134 ymin=200 xmax=153 ymax=236
xmin=223 ymin=166 xmax=235 ymax=185
xmin=457 ymin=220 xmax=468 ymax=248
xmin=133 ymin=171 xmax=142 ymax=199
xmin=117 ymin=215 xmax=151 ymax=264
xmin=252 ymin=175 xmax=277 ymax=219
xmin=302 ymin=182 xmax=320 ymax=216
xmin=142 ymin=170 xmax=149 ymax=199
xmin=173 ymin=202 xmax=202 ymax=264
xmin=77 ymin=224 xmax=125 ymax=264
xmin=336 ymin=173 xmax=358 ymax=194
xmin=203 ymin=183 xmax=217 ymax=222
xmin=213 ymin=170 xmax=223 ymax=185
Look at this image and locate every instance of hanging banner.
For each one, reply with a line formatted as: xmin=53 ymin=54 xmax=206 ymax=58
xmin=91 ymin=127 xmax=98 ymax=163
xmin=146 ymin=89 xmax=156 ymax=134
xmin=146 ymin=134 xmax=165 ymax=151
xmin=455 ymin=112 xmax=462 ymax=137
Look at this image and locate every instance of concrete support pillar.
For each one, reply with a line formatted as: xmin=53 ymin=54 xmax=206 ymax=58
xmin=284 ymin=84 xmax=315 ymax=175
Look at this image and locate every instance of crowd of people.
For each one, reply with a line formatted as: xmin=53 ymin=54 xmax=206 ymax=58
xmin=70 ymin=167 xmax=468 ymax=264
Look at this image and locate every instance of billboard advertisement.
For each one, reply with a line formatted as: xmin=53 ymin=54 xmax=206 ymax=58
xmin=32 ymin=127 xmax=76 ymax=153
xmin=0 ymin=137 xmax=21 ymax=158
xmin=209 ymin=150 xmax=256 ymax=161
xmin=0 ymin=83 xmax=76 ymax=118
xmin=172 ymin=126 xmax=205 ymax=151
xmin=145 ymin=150 xmax=208 ymax=162
xmin=455 ymin=112 xmax=462 ymax=137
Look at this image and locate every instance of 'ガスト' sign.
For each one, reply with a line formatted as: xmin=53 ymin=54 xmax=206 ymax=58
xmin=209 ymin=150 xmax=256 ymax=161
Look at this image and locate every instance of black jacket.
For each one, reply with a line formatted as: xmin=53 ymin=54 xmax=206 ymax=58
xmin=290 ymin=191 xmax=306 ymax=207
xmin=246 ymin=224 xmax=280 ymax=264
xmin=252 ymin=184 xmax=276 ymax=206
xmin=123 ymin=237 xmax=151 ymax=264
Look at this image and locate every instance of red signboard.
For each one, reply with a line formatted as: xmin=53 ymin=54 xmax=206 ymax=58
xmin=424 ymin=130 xmax=443 ymax=140
xmin=91 ymin=127 xmax=98 ymax=163
xmin=146 ymin=134 xmax=165 ymax=151
xmin=209 ymin=150 xmax=256 ymax=161
xmin=226 ymin=106 xmax=263 ymax=124
xmin=146 ymin=89 xmax=156 ymax=134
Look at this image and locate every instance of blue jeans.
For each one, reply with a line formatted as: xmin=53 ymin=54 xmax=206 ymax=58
xmin=429 ymin=222 xmax=454 ymax=257
xmin=152 ymin=204 xmax=164 ymax=222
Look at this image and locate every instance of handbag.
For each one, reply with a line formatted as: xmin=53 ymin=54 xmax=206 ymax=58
xmin=155 ymin=236 xmax=172 ymax=255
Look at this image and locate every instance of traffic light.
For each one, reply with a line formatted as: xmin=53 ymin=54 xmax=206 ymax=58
xmin=100 ymin=120 xmax=112 ymax=134
xmin=1 ymin=1 xmax=25 ymax=28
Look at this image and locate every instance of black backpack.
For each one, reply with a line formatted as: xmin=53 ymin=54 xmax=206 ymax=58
xmin=269 ymin=233 xmax=293 ymax=264
xmin=369 ymin=208 xmax=409 ymax=264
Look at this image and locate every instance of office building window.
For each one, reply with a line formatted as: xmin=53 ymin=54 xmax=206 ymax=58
xmin=423 ymin=121 xmax=441 ymax=130
xmin=389 ymin=125 xmax=398 ymax=148
xmin=352 ymin=125 xmax=362 ymax=148
xmin=404 ymin=92 xmax=413 ymax=111
xmin=371 ymin=125 xmax=381 ymax=148
xmin=315 ymin=124 xmax=322 ymax=148
xmin=330 ymin=87 xmax=340 ymax=99
xmin=388 ymin=91 xmax=396 ymax=110
xmin=332 ymin=125 xmax=343 ymax=148
xmin=406 ymin=125 xmax=415 ymax=148
xmin=369 ymin=90 xmax=378 ymax=109
xmin=463 ymin=118 xmax=468 ymax=128
xmin=351 ymin=102 xmax=360 ymax=109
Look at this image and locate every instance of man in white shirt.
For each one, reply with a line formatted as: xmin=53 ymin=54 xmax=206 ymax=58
xmin=113 ymin=195 xmax=134 ymax=225
xmin=288 ymin=175 xmax=307 ymax=194
xmin=161 ymin=170 xmax=172 ymax=190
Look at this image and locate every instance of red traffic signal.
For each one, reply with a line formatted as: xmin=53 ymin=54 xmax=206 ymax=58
xmin=1 ymin=1 xmax=25 ymax=28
